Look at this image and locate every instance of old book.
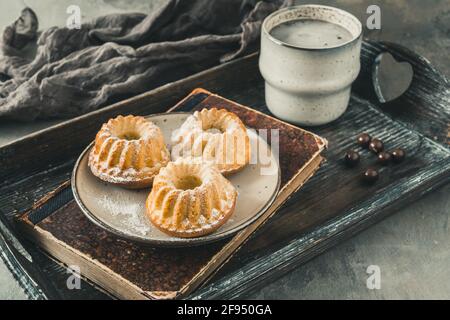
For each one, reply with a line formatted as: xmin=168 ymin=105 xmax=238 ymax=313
xmin=18 ymin=88 xmax=326 ymax=299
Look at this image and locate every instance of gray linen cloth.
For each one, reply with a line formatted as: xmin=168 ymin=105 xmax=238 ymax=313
xmin=0 ymin=0 xmax=289 ymax=121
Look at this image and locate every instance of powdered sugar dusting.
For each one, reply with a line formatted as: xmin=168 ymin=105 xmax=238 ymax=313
xmin=97 ymin=194 xmax=151 ymax=236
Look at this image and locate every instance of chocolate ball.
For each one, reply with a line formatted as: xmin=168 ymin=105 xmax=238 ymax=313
xmin=357 ymin=133 xmax=371 ymax=148
xmin=391 ymin=148 xmax=406 ymax=163
xmin=369 ymin=138 xmax=384 ymax=154
xmin=363 ymin=168 xmax=379 ymax=183
xmin=377 ymin=151 xmax=392 ymax=166
xmin=344 ymin=150 xmax=360 ymax=167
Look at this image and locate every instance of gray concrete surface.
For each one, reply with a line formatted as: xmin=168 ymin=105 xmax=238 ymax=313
xmin=0 ymin=0 xmax=449 ymax=300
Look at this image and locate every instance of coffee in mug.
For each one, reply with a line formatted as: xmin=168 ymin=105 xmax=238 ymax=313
xmin=260 ymin=5 xmax=362 ymax=126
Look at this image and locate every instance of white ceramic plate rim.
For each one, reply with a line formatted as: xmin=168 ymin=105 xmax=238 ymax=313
xmin=71 ymin=112 xmax=281 ymax=247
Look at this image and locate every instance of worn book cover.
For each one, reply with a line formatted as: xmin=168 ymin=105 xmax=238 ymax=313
xmin=18 ymin=89 xmax=326 ymax=299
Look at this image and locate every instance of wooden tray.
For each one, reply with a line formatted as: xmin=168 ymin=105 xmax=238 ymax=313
xmin=0 ymin=40 xmax=449 ymax=299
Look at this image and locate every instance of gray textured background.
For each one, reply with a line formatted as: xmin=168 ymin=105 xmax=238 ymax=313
xmin=0 ymin=0 xmax=449 ymax=299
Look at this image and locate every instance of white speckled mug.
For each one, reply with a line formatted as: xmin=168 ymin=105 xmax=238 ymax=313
xmin=259 ymin=5 xmax=362 ymax=126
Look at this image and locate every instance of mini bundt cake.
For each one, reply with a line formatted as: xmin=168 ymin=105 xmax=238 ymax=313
xmin=89 ymin=115 xmax=170 ymax=189
xmin=146 ymin=158 xmax=237 ymax=238
xmin=171 ymin=108 xmax=251 ymax=174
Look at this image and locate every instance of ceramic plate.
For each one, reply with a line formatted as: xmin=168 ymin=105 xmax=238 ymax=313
xmin=72 ymin=112 xmax=280 ymax=246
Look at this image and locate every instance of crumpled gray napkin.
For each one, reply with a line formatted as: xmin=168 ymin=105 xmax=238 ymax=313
xmin=0 ymin=0 xmax=290 ymax=121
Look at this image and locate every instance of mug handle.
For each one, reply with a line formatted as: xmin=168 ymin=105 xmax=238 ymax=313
xmin=353 ymin=40 xmax=450 ymax=146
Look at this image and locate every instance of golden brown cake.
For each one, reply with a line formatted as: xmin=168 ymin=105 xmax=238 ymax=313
xmin=171 ymin=108 xmax=251 ymax=174
xmin=146 ymin=158 xmax=237 ymax=238
xmin=88 ymin=115 xmax=170 ymax=189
